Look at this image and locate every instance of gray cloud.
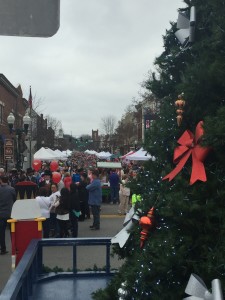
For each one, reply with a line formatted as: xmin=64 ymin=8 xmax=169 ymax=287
xmin=0 ymin=0 xmax=184 ymax=137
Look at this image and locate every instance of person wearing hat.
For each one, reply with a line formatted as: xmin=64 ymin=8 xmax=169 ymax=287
xmin=25 ymin=168 xmax=37 ymax=184
xmin=39 ymin=170 xmax=52 ymax=196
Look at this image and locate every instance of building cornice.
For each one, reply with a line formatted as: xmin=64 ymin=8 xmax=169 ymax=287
xmin=0 ymin=74 xmax=19 ymax=97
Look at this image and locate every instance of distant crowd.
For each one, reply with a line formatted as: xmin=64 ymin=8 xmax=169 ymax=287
xmin=0 ymin=151 xmax=145 ymax=255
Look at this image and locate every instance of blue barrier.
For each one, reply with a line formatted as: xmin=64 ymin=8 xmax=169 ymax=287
xmin=0 ymin=237 xmax=114 ymax=300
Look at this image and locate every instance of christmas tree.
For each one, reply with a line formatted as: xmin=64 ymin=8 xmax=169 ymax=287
xmin=94 ymin=0 xmax=225 ymax=299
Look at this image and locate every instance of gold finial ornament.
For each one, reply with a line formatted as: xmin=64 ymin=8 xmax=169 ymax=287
xmin=175 ymin=93 xmax=185 ymax=126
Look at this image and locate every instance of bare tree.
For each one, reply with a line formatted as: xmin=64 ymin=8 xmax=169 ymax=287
xmin=44 ymin=114 xmax=62 ymax=136
xmin=31 ymin=93 xmax=46 ymax=114
xmin=101 ymin=115 xmax=117 ymax=136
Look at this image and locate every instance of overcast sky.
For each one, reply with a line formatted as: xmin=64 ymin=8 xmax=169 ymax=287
xmin=0 ymin=0 xmax=184 ymax=137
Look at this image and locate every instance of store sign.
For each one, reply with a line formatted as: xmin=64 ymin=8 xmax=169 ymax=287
xmin=4 ymin=139 xmax=14 ymax=160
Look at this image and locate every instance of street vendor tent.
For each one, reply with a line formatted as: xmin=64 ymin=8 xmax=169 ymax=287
xmin=33 ymin=147 xmax=60 ymax=161
xmin=126 ymin=148 xmax=153 ymax=161
xmin=84 ymin=150 xmax=98 ymax=155
xmin=120 ymin=151 xmax=135 ymax=159
xmin=62 ymin=149 xmax=72 ymax=157
xmin=96 ymin=151 xmax=112 ymax=159
xmin=97 ymin=162 xmax=122 ymax=169
xmin=54 ymin=149 xmax=67 ymax=160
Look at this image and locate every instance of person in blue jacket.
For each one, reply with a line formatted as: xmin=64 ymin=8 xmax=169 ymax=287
xmin=86 ymin=169 xmax=102 ymax=230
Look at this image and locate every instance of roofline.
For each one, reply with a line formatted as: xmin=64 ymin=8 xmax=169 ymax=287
xmin=0 ymin=74 xmax=19 ymax=97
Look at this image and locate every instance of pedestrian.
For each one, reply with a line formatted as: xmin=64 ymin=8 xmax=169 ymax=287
xmin=63 ymin=172 xmax=72 ymax=190
xmin=118 ymin=175 xmax=130 ymax=215
xmin=0 ymin=168 xmax=5 ymax=177
xmin=49 ymin=183 xmax=61 ymax=237
xmin=70 ymin=183 xmax=80 ymax=237
xmin=39 ymin=170 xmax=52 ymax=196
xmin=35 ymin=187 xmax=51 ymax=238
xmin=0 ymin=176 xmax=16 ymax=255
xmin=109 ymin=169 xmax=120 ymax=204
xmin=72 ymin=169 xmax=81 ymax=183
xmin=86 ymin=169 xmax=102 ymax=230
xmin=55 ymin=188 xmax=70 ymax=237
xmin=77 ymin=173 xmax=90 ymax=221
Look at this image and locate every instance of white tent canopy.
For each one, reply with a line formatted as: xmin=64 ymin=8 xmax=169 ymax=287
xmin=33 ymin=147 xmax=59 ymax=161
xmin=96 ymin=151 xmax=112 ymax=159
xmin=52 ymin=149 xmax=67 ymax=160
xmin=120 ymin=151 xmax=135 ymax=159
xmin=62 ymin=149 xmax=72 ymax=157
xmin=126 ymin=148 xmax=154 ymax=161
xmin=84 ymin=150 xmax=98 ymax=155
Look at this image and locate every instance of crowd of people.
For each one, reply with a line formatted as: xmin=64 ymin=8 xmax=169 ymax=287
xmin=0 ymin=151 xmax=145 ymax=255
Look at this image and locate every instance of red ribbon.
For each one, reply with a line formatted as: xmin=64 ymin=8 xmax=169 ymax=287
xmin=163 ymin=121 xmax=210 ymax=185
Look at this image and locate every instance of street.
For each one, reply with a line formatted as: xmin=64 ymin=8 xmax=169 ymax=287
xmin=0 ymin=203 xmax=126 ymax=293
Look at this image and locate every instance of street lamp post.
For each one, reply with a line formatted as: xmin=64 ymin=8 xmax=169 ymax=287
xmin=7 ymin=112 xmax=31 ymax=170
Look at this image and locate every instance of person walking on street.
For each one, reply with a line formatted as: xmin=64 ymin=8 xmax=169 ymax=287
xmin=54 ymin=188 xmax=70 ymax=238
xmin=0 ymin=176 xmax=16 ymax=255
xmin=35 ymin=187 xmax=51 ymax=238
xmin=86 ymin=169 xmax=102 ymax=230
xmin=118 ymin=175 xmax=130 ymax=215
xmin=109 ymin=169 xmax=120 ymax=204
xmin=49 ymin=183 xmax=60 ymax=237
xmin=77 ymin=173 xmax=90 ymax=221
xmin=69 ymin=183 xmax=80 ymax=237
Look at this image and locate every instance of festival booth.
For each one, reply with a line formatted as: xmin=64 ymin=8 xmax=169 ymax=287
xmin=53 ymin=149 xmax=68 ymax=160
xmin=84 ymin=150 xmax=98 ymax=155
xmin=62 ymin=149 xmax=72 ymax=157
xmin=97 ymin=162 xmax=122 ymax=202
xmin=33 ymin=147 xmax=59 ymax=161
xmin=7 ymin=199 xmax=45 ymax=269
xmin=97 ymin=162 xmax=122 ymax=169
xmin=120 ymin=151 xmax=135 ymax=164
xmin=96 ymin=151 xmax=112 ymax=160
xmin=126 ymin=148 xmax=154 ymax=161
xmin=15 ymin=181 xmax=37 ymax=199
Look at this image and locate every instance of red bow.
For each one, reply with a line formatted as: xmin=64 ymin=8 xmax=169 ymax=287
xmin=163 ymin=121 xmax=210 ymax=185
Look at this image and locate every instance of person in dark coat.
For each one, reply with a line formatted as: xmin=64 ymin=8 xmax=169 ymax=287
xmin=39 ymin=170 xmax=52 ymax=196
xmin=77 ymin=173 xmax=90 ymax=221
xmin=55 ymin=188 xmax=70 ymax=238
xmin=69 ymin=183 xmax=80 ymax=237
xmin=0 ymin=176 xmax=16 ymax=254
xmin=109 ymin=169 xmax=120 ymax=204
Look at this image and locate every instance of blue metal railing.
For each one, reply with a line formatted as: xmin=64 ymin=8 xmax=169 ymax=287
xmin=0 ymin=237 xmax=114 ymax=300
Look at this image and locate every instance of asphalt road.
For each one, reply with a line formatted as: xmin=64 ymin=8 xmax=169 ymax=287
xmin=0 ymin=203 xmax=126 ymax=293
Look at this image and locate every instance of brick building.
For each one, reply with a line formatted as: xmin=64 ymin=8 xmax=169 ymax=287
xmin=0 ymin=74 xmax=56 ymax=171
xmin=0 ymin=74 xmax=28 ymax=170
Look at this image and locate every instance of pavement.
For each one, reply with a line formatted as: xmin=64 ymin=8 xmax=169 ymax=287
xmin=0 ymin=202 xmax=127 ymax=293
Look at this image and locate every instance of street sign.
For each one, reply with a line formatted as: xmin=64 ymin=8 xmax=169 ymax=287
xmin=0 ymin=0 xmax=60 ymax=37
xmin=4 ymin=139 xmax=14 ymax=160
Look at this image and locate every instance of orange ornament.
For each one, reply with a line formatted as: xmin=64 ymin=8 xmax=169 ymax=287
xmin=175 ymin=93 xmax=186 ymax=126
xmin=139 ymin=207 xmax=155 ymax=248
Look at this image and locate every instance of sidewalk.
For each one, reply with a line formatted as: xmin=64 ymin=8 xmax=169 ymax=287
xmin=0 ymin=203 xmax=126 ymax=293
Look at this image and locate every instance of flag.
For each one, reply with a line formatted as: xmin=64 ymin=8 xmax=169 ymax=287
xmin=28 ymin=86 xmax=32 ymax=109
